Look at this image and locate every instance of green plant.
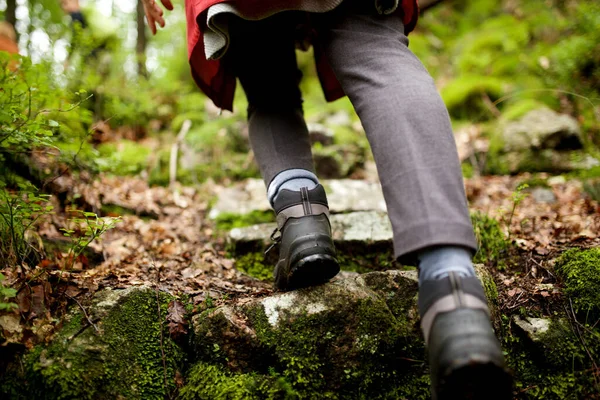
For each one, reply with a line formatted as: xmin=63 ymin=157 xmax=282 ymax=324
xmin=501 ymin=183 xmax=529 ymax=239
xmin=0 ymin=183 xmax=54 ymax=269
xmin=60 ymin=210 xmax=120 ymax=269
xmin=0 ymin=273 xmax=17 ymax=311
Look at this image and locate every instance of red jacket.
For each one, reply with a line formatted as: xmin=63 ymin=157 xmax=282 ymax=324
xmin=186 ymin=0 xmax=419 ymax=111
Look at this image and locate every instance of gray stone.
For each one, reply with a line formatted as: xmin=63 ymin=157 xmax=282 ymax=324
xmin=308 ymin=123 xmax=335 ymax=146
xmin=228 ymin=211 xmax=392 ymax=256
xmin=189 ymin=268 xmax=498 ymax=397
xmin=531 ymin=187 xmax=557 ymax=204
xmin=513 ymin=316 xmax=551 ymax=342
xmin=210 ymin=179 xmax=386 ymax=219
xmin=502 ymin=108 xmax=582 ymax=152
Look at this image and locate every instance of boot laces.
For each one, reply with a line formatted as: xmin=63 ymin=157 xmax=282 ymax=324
xmin=264 ymin=227 xmax=282 ymax=255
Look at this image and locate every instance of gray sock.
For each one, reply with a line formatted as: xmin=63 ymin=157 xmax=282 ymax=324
xmin=267 ymin=169 xmax=319 ymax=206
xmin=417 ymin=246 xmax=475 ymax=286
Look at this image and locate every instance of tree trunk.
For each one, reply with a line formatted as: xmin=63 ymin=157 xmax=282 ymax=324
xmin=6 ymin=0 xmax=18 ymax=39
xmin=136 ymin=0 xmax=148 ymax=78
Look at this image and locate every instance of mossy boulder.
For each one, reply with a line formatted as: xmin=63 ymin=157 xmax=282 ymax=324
xmin=501 ymin=108 xmax=582 ymax=152
xmin=186 ymin=269 xmax=499 ymax=399
xmin=2 ymin=287 xmax=185 ymax=400
xmin=555 ymin=247 xmax=600 ymax=318
xmin=506 ymin=314 xmax=598 ymax=399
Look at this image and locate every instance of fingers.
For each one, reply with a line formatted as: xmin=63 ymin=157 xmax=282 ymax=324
xmin=144 ymin=0 xmax=170 ymax=35
xmin=160 ymin=0 xmax=174 ymax=11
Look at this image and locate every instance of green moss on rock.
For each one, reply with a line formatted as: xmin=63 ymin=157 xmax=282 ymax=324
xmin=505 ymin=316 xmax=598 ymax=399
xmin=215 ymin=210 xmax=274 ymax=232
xmin=189 ymin=275 xmax=430 ymax=399
xmin=555 ymin=247 xmax=600 ymax=317
xmin=235 ymin=253 xmax=273 ymax=282
xmin=471 ymin=212 xmax=510 ymax=268
xmin=16 ymin=287 xmax=185 ymax=400
xmin=179 ymin=362 xmax=298 ymax=400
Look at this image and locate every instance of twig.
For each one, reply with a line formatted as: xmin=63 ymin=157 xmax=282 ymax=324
xmin=66 ymin=293 xmax=99 ymax=334
xmin=169 ymin=120 xmax=192 ymax=189
xmin=566 ymin=300 xmax=600 ymax=388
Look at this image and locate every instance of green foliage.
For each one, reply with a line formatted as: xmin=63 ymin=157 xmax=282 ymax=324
xmin=555 ymin=248 xmax=600 ymax=318
xmin=441 ymin=75 xmax=506 ymax=119
xmin=96 ymin=140 xmax=152 ymax=175
xmin=0 ymin=273 xmax=17 ymax=311
xmin=60 ymin=210 xmax=120 ymax=269
xmin=471 ymin=212 xmax=510 ymax=268
xmin=179 ymin=363 xmax=299 ymax=400
xmin=0 ymin=183 xmax=53 ymax=269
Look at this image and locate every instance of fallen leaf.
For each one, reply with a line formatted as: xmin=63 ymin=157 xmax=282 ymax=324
xmin=167 ymin=300 xmax=188 ymax=340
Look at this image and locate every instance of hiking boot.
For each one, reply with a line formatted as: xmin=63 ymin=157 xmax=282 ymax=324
xmin=419 ymin=272 xmax=513 ymax=400
xmin=269 ymin=185 xmax=340 ymax=291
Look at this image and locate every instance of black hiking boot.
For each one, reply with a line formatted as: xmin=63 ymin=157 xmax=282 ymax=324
xmin=269 ymin=185 xmax=340 ymax=291
xmin=419 ymin=272 xmax=513 ymax=400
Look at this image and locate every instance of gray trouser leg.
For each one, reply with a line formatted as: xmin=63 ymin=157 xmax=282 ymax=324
xmin=315 ymin=6 xmax=477 ymax=263
xmin=227 ymin=13 xmax=315 ymax=186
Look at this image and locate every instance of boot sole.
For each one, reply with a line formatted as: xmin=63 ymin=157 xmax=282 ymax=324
xmin=276 ymin=254 xmax=340 ymax=291
xmin=436 ymin=358 xmax=512 ymax=400
xmin=430 ymin=309 xmax=513 ymax=400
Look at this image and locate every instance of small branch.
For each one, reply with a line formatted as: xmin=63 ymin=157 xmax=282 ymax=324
xmin=169 ymin=120 xmax=192 ymax=189
xmin=66 ymin=293 xmax=99 ymax=334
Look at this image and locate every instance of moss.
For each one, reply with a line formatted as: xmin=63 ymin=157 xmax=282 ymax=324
xmin=441 ymin=75 xmax=506 ymax=119
xmin=504 ymin=316 xmax=598 ymax=399
xmin=179 ymin=362 xmax=299 ymax=400
xmin=215 ymin=210 xmax=274 ymax=232
xmin=241 ymin=294 xmax=428 ymax=399
xmin=19 ymin=288 xmax=185 ymax=399
xmin=471 ymin=212 xmax=510 ymax=268
xmin=235 ymin=253 xmax=273 ymax=282
xmin=96 ymin=140 xmax=152 ymax=175
xmin=336 ymin=249 xmax=397 ymax=274
xmin=555 ymin=248 xmax=600 ymax=318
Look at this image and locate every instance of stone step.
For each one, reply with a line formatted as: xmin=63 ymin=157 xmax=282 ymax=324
xmin=228 ymin=211 xmax=393 ymax=259
xmin=209 ymin=178 xmax=386 ymax=219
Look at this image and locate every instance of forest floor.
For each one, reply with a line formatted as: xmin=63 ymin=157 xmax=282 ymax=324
xmin=3 ymin=167 xmax=599 ymax=350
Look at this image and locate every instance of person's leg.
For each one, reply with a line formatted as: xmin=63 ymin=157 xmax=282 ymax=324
xmin=227 ymin=13 xmax=315 ymax=201
xmin=314 ymin=3 xmax=511 ymax=398
xmin=226 ymin=13 xmax=340 ymax=290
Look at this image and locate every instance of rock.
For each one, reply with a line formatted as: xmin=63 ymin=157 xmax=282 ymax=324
xmin=308 ymin=123 xmax=335 ymax=146
xmin=531 ymin=187 xmax=556 ymax=204
xmin=513 ymin=316 xmax=551 ymax=341
xmin=208 ymin=179 xmax=270 ymax=220
xmin=187 ymin=268 xmax=498 ymax=398
xmin=512 ymin=316 xmax=581 ymax=368
xmin=325 ymin=180 xmax=387 ymax=213
xmin=325 ymin=111 xmax=352 ymax=127
xmin=547 ymin=175 xmax=566 ymax=185
xmin=313 ymin=144 xmax=365 ymax=179
xmin=502 ymin=108 xmax=582 ymax=152
xmin=210 ymin=179 xmax=386 ymax=219
xmin=11 ymin=287 xmax=185 ymax=399
xmin=228 ymin=211 xmax=392 ymax=257
xmin=497 ymin=149 xmax=599 ymax=174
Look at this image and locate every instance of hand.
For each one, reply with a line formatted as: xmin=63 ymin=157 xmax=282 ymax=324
xmin=142 ymin=0 xmax=174 ymax=35
xmin=60 ymin=0 xmax=80 ymax=14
